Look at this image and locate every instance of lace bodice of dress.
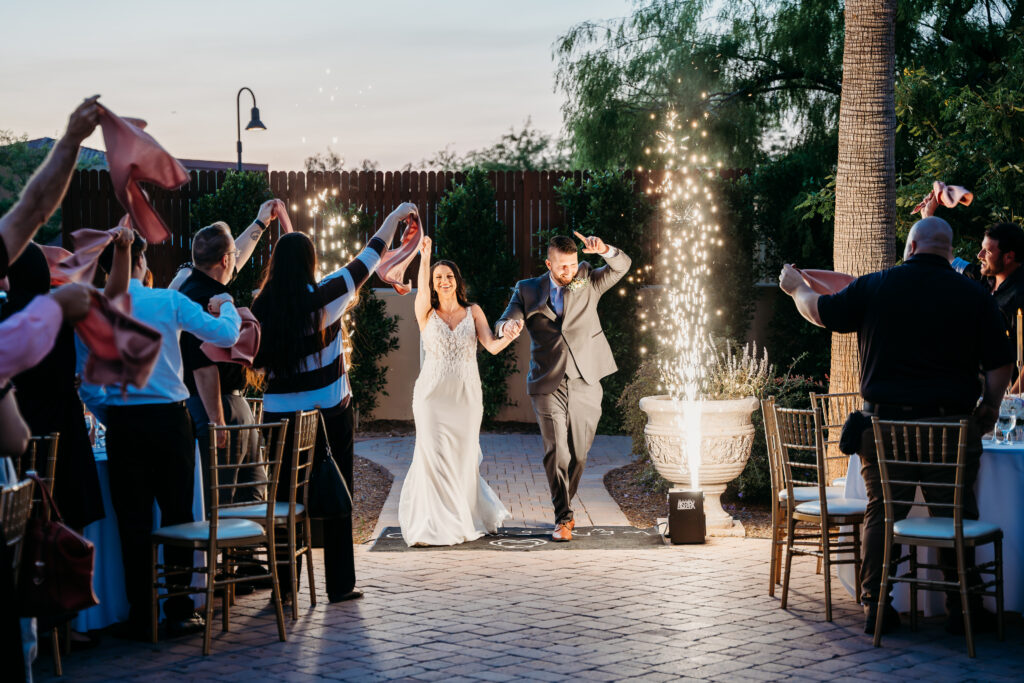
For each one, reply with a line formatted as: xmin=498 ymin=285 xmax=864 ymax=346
xmin=419 ymin=308 xmax=478 ymax=384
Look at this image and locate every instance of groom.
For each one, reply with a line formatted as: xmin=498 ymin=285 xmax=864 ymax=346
xmin=496 ymin=232 xmax=631 ymax=541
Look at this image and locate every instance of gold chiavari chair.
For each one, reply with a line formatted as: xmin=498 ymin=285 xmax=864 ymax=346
xmin=245 ymin=397 xmax=264 ymax=425
xmin=810 ymin=392 xmax=862 ymax=487
xmin=776 ymin=405 xmax=866 ymax=620
xmin=871 ymin=418 xmax=1004 ymax=658
xmin=150 ymin=420 xmax=289 ymax=655
xmin=221 ymin=409 xmax=318 ymax=619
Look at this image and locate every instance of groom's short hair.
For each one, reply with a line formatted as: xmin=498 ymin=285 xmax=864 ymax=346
xmin=548 ymin=235 xmax=576 ymax=255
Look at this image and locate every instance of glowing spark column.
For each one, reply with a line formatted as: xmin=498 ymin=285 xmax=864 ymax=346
xmin=649 ymin=111 xmax=721 ymax=491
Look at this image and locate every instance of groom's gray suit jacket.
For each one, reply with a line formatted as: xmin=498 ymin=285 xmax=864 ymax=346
xmin=496 ymin=248 xmax=631 ymax=396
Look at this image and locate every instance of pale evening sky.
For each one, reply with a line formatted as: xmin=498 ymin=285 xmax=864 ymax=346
xmin=2 ymin=1 xmax=630 ymax=171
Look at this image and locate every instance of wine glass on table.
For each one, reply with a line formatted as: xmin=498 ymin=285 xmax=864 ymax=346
xmin=997 ymin=399 xmax=1017 ymax=444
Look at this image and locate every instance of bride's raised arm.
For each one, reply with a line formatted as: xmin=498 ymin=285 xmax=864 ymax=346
xmin=472 ymin=304 xmax=521 ymax=354
xmin=414 ymin=235 xmax=433 ymax=330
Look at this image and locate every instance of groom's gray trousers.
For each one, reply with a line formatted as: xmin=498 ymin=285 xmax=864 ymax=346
xmin=530 ymin=375 xmax=603 ymax=525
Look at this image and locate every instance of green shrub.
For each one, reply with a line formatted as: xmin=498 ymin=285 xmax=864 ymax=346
xmin=190 ymin=171 xmax=273 ymax=306
xmin=433 ymin=169 xmax=521 ymax=423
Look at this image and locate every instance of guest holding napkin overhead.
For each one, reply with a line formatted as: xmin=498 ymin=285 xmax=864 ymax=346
xmin=102 ymin=230 xmax=241 ymax=640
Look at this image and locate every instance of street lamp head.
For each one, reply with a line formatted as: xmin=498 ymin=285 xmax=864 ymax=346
xmin=246 ymin=106 xmax=266 ymax=131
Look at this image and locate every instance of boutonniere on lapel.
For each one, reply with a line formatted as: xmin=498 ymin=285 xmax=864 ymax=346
xmin=565 ymin=276 xmax=589 ymax=293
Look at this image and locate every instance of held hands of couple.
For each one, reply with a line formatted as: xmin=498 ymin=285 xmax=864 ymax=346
xmin=573 ymin=231 xmax=609 ymax=255
xmin=256 ymin=199 xmax=277 ymax=226
xmin=500 ymin=319 xmax=524 ymax=340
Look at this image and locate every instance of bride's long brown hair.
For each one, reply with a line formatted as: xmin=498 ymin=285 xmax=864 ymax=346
xmin=429 ymin=260 xmax=473 ymax=309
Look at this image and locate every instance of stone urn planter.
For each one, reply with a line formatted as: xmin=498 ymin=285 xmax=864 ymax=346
xmin=639 ymin=395 xmax=760 ymax=532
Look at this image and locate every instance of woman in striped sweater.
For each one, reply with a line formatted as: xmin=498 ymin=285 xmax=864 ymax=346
xmin=252 ymin=201 xmax=417 ymax=602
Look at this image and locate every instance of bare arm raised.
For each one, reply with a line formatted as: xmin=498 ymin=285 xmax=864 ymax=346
xmin=0 ymin=96 xmax=100 ymax=265
xmin=472 ymin=304 xmax=520 ymax=354
xmin=414 ymin=235 xmax=434 ymax=330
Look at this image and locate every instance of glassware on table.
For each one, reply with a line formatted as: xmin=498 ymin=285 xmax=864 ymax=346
xmin=996 ymin=412 xmax=1016 ymax=444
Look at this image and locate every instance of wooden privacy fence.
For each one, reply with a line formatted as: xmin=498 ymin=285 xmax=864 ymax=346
xmin=61 ymin=168 xmax=740 ymax=287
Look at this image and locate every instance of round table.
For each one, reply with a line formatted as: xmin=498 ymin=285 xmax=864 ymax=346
xmin=839 ymin=441 xmax=1024 ymax=615
xmin=74 ymin=446 xmax=206 ymax=632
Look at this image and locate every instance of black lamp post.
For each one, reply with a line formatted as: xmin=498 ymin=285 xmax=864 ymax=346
xmin=236 ymin=87 xmax=266 ymax=171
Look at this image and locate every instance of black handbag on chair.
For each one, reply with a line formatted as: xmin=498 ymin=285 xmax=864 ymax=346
xmin=306 ymin=412 xmax=353 ymax=519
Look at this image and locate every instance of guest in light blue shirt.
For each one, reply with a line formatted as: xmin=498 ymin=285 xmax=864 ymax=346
xmin=101 ymin=231 xmax=240 ymax=639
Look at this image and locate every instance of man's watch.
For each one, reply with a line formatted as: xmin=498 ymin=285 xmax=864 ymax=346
xmin=254 ymin=219 xmax=267 ymax=231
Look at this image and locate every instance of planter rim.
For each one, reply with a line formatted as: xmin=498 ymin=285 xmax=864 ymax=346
xmin=639 ymin=394 xmax=759 ymax=414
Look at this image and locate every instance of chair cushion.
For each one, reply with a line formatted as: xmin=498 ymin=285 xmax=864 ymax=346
xmin=795 ymin=497 xmax=867 ymax=517
xmin=152 ymin=519 xmax=265 ymax=542
xmin=219 ymin=502 xmax=305 ymax=519
xmin=832 ymin=477 xmax=847 ymax=487
xmin=779 ymin=486 xmax=844 ymax=503
xmin=893 ymin=517 xmax=1001 ymax=540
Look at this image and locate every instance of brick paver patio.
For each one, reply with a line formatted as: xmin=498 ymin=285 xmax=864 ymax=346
xmin=39 ymin=435 xmax=1024 ymax=682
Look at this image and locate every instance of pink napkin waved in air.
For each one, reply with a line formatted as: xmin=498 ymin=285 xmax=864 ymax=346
xmin=201 ymin=307 xmax=260 ymax=368
xmin=793 ymin=267 xmax=856 ymax=296
xmin=39 ymin=228 xmax=119 ymax=286
xmin=98 ymin=104 xmax=189 ymax=244
xmin=268 ymin=199 xmax=293 ymax=234
xmin=75 ymin=290 xmax=162 ymax=392
xmin=912 ymin=181 xmax=974 ymax=218
xmin=377 ymin=212 xmax=423 ymax=295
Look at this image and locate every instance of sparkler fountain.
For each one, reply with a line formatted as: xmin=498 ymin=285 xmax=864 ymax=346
xmin=639 ymin=111 xmax=759 ymax=536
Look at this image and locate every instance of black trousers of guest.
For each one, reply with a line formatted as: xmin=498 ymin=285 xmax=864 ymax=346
xmin=857 ymin=414 xmax=983 ymax=610
xmin=106 ymin=402 xmax=196 ymax=623
xmin=187 ymin=394 xmax=267 ymax=511
xmin=264 ymin=404 xmax=356 ymax=600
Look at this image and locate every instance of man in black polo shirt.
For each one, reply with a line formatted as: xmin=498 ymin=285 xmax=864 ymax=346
xmin=779 ymin=216 xmax=1013 ymax=635
xmin=180 ymin=203 xmax=276 ymax=508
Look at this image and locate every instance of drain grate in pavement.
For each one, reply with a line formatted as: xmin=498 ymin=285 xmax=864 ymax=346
xmin=370 ymin=526 xmax=665 ymax=551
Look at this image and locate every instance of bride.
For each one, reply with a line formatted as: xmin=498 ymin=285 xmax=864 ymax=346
xmin=398 ymin=235 xmax=521 ymax=546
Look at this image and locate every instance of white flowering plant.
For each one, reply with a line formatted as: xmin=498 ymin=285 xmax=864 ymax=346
xmin=701 ymin=341 xmax=774 ymax=401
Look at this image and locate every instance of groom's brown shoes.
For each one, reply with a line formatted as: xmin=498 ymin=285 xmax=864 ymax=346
xmin=552 ymin=523 xmax=572 ymax=542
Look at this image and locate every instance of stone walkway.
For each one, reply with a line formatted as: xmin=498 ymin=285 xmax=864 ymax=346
xmin=39 ymin=434 xmax=1024 ymax=682
xmin=357 ymin=434 xmax=634 ymax=534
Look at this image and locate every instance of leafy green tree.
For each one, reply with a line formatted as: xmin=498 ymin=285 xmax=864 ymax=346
xmin=0 ymin=131 xmax=103 ymax=244
xmin=555 ymin=1 xmax=1024 ymax=378
xmin=190 ymin=171 xmax=273 ymax=306
xmin=433 ymin=169 xmax=521 ymax=422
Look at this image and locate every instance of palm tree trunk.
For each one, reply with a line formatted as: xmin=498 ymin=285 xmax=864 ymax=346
xmin=830 ymin=0 xmax=898 ymax=479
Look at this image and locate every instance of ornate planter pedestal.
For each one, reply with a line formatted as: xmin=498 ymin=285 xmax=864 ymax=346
xmin=639 ymin=395 xmax=759 ymax=534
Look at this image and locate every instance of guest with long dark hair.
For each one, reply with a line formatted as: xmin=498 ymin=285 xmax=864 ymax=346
xmin=252 ymin=201 xmax=416 ymax=602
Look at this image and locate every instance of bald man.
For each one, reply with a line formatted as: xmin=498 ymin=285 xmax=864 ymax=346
xmin=779 ymin=217 xmax=1013 ymax=637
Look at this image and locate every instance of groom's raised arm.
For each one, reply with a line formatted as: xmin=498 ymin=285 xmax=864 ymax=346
xmin=589 ymin=246 xmax=631 ymax=296
xmin=495 ymin=283 xmax=525 ymax=338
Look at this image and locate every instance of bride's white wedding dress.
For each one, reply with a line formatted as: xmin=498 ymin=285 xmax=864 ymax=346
xmin=398 ymin=307 xmax=510 ymax=546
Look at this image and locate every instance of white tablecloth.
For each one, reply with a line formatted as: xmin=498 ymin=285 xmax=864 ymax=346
xmin=74 ymin=446 xmax=206 ymax=632
xmin=839 ymin=442 xmax=1024 ymax=615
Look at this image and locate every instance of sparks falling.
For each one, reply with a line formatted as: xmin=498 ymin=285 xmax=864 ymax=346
xmin=649 ymin=110 xmax=722 ymax=490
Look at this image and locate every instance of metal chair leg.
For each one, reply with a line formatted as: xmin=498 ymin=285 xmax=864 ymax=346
xmin=956 ymin=539 xmax=975 ymax=658
xmin=781 ymin=517 xmax=797 ymax=610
